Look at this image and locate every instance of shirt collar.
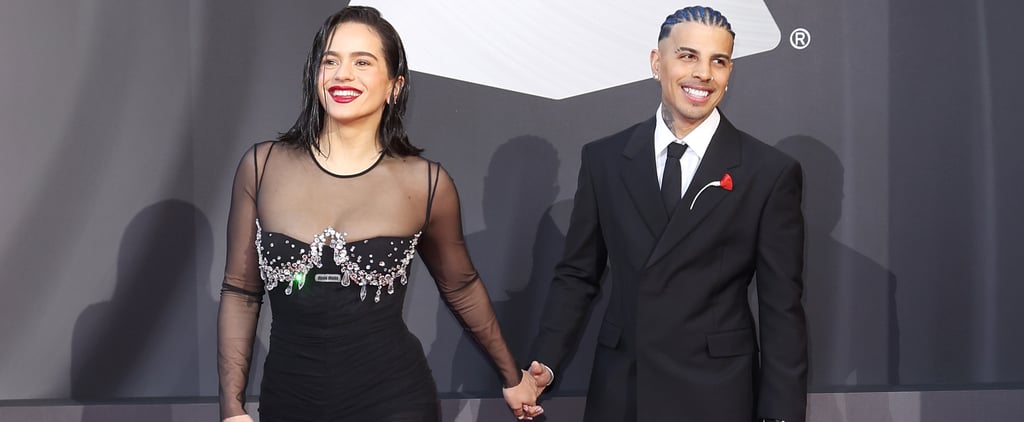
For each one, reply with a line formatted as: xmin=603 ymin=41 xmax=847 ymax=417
xmin=653 ymin=104 xmax=720 ymax=160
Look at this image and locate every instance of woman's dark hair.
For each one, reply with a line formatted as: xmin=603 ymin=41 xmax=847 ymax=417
xmin=278 ymin=6 xmax=421 ymax=156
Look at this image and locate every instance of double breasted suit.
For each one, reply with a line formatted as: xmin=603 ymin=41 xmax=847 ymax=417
xmin=532 ymin=114 xmax=808 ymax=422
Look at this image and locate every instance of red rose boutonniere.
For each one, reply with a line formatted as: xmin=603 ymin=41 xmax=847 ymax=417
xmin=689 ymin=173 xmax=733 ymax=210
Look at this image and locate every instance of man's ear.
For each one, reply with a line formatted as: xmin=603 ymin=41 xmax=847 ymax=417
xmin=650 ymin=49 xmax=661 ymax=79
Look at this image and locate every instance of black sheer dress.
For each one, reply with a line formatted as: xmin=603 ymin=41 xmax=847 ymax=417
xmin=218 ymin=142 xmax=521 ymax=421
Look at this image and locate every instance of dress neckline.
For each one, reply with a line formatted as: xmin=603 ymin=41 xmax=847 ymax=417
xmin=261 ymin=228 xmax=418 ymax=247
xmin=307 ymin=146 xmax=385 ymax=179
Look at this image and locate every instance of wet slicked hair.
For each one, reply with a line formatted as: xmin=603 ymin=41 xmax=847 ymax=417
xmin=278 ymin=6 xmax=421 ymax=157
xmin=658 ymin=6 xmax=735 ymax=40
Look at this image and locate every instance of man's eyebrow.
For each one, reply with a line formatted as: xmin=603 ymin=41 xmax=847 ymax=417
xmin=672 ymin=47 xmax=732 ymax=61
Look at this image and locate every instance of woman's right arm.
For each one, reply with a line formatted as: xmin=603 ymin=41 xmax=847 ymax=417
xmin=217 ymin=145 xmax=265 ymax=420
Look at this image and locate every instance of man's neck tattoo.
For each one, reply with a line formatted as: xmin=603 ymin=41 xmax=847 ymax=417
xmin=661 ymin=105 xmax=678 ymax=138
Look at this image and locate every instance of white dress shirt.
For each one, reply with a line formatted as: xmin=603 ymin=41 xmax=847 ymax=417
xmin=654 ymin=105 xmax=721 ymax=199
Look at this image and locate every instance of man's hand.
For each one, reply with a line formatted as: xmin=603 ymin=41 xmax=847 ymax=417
xmin=528 ymin=361 xmax=553 ymax=395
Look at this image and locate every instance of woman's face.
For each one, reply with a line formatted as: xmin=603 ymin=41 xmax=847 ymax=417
xmin=316 ymin=22 xmax=402 ymax=128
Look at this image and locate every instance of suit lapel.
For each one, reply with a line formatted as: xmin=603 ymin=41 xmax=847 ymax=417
xmin=619 ymin=118 xmax=668 ymax=236
xmin=645 ymin=116 xmax=743 ymax=269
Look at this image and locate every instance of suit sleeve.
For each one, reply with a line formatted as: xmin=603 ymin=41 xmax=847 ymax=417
xmin=755 ymin=159 xmax=809 ymax=421
xmin=530 ymin=144 xmax=608 ymax=380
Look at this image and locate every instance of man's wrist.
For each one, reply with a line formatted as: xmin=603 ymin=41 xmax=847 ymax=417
xmin=542 ymin=364 xmax=554 ymax=387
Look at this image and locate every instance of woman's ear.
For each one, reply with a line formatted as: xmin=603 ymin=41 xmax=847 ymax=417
xmin=390 ymin=76 xmax=406 ymax=104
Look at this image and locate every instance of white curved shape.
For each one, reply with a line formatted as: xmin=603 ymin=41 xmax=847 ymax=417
xmin=353 ymin=1 xmax=780 ymax=99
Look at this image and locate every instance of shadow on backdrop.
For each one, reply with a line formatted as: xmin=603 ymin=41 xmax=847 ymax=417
xmin=429 ymin=135 xmax=560 ymax=398
xmin=427 ymin=136 xmax=607 ymax=421
xmin=70 ymin=200 xmax=214 ymax=422
xmin=775 ymin=136 xmax=899 ymax=397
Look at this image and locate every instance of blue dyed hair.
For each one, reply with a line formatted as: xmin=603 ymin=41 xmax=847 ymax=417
xmin=658 ymin=6 xmax=735 ymax=40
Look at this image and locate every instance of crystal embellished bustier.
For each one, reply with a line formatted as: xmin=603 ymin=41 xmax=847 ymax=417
xmin=255 ymin=219 xmax=421 ymax=302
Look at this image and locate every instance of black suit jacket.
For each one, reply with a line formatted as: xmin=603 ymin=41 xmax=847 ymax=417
xmin=532 ymin=114 xmax=808 ymax=422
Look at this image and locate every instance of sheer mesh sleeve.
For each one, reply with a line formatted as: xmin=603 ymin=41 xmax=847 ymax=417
xmin=217 ymin=144 xmax=266 ymax=419
xmin=417 ymin=164 xmax=522 ymax=388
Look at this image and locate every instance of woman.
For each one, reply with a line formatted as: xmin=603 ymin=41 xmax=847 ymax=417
xmin=217 ymin=6 xmax=542 ymax=421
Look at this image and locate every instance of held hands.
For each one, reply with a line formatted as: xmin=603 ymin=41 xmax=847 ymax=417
xmin=502 ymin=369 xmax=545 ymax=420
xmin=501 ymin=361 xmax=554 ymax=420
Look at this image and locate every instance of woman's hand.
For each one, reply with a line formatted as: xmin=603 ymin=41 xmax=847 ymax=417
xmin=502 ymin=369 xmax=545 ymax=420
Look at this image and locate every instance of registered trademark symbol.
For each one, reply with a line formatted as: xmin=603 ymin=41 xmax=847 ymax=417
xmin=790 ymin=28 xmax=810 ymax=49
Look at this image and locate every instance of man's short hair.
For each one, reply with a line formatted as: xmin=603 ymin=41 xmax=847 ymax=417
xmin=659 ymin=6 xmax=735 ymax=40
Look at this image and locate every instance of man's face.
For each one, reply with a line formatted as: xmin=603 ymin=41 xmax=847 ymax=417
xmin=650 ymin=22 xmax=734 ymax=133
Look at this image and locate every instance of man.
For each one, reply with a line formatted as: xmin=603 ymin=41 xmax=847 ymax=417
xmin=526 ymin=6 xmax=808 ymax=422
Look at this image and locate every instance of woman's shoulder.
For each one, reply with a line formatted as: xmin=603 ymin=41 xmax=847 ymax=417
xmin=384 ymin=154 xmax=441 ymax=173
xmin=237 ymin=140 xmax=277 ymax=161
xmin=251 ymin=139 xmax=306 ymax=156
xmin=382 ymin=155 xmax=457 ymax=194
xmin=247 ymin=140 xmax=312 ymax=164
xmin=233 ymin=140 xmax=307 ymax=178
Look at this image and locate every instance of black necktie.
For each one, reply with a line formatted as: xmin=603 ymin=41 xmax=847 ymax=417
xmin=662 ymin=142 xmax=687 ymax=214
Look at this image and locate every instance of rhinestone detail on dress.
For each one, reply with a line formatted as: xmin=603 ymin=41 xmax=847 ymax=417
xmin=255 ymin=219 xmax=421 ymax=302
